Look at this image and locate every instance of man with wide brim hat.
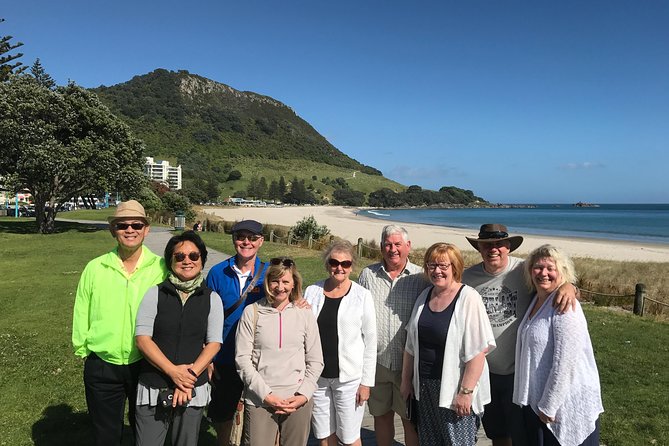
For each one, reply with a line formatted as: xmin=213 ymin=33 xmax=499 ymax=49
xmin=73 ymin=200 xmax=167 ymax=445
xmin=466 ymin=223 xmax=523 ymax=253
xmin=462 ymin=223 xmax=576 ymax=446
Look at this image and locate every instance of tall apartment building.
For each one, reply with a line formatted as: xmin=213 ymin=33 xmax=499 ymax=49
xmin=144 ymin=157 xmax=182 ymax=190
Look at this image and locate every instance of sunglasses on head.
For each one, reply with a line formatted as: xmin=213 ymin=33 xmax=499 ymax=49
xmin=115 ymin=222 xmax=145 ymax=231
xmin=173 ymin=252 xmax=201 ymax=262
xmin=270 ymin=257 xmax=295 ymax=267
xmin=328 ymin=258 xmax=353 ymax=268
xmin=234 ymin=233 xmax=263 ymax=242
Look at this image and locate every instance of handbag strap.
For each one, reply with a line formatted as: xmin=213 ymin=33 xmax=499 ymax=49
xmin=225 ymin=261 xmax=265 ymax=318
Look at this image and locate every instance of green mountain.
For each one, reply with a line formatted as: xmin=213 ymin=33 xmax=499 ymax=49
xmin=92 ymin=69 xmax=484 ymax=206
xmin=93 ymin=69 xmax=381 ymax=174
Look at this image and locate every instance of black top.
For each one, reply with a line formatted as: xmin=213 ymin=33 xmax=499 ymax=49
xmin=417 ymin=285 xmax=463 ymax=379
xmin=139 ymin=279 xmax=212 ymax=388
xmin=318 ymin=296 xmax=344 ymax=378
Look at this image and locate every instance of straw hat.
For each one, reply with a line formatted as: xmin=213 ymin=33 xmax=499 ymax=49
xmin=107 ymin=200 xmax=148 ymax=223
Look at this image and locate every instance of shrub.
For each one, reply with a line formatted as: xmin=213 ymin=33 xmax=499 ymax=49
xmin=290 ymin=215 xmax=330 ymax=241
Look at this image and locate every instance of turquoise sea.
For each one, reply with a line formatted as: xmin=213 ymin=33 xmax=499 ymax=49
xmin=359 ymin=204 xmax=669 ymax=245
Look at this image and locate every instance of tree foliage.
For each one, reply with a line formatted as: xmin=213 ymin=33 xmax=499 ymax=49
xmin=291 ymin=215 xmax=330 ymax=240
xmin=0 ymin=75 xmax=146 ymax=233
xmin=0 ymin=18 xmax=26 ymax=81
xmin=367 ymin=186 xmax=484 ymax=208
xmin=333 ymin=188 xmax=366 ymax=206
xmin=30 ymin=58 xmax=55 ymax=89
xmin=283 ymin=177 xmax=316 ymax=205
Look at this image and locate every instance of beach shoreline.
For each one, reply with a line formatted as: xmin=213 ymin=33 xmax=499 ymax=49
xmin=200 ymin=205 xmax=669 ymax=263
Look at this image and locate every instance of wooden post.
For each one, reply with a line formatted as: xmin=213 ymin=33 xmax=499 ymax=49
xmin=288 ymin=231 xmax=292 ymax=246
xmin=308 ymin=234 xmax=313 ymax=249
xmin=357 ymin=238 xmax=363 ymax=258
xmin=634 ymin=283 xmax=645 ymax=316
xmin=270 ymin=230 xmax=274 ymax=243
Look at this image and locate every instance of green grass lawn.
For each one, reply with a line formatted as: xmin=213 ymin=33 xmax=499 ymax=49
xmin=0 ymin=218 xmax=666 ymax=445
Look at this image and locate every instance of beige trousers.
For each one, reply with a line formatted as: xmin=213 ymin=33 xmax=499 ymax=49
xmin=243 ymin=399 xmax=313 ymax=446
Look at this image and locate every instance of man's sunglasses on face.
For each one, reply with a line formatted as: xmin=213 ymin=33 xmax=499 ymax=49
xmin=115 ymin=222 xmax=146 ymax=231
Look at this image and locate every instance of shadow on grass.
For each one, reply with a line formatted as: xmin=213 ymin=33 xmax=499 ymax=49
xmin=0 ymin=219 xmax=107 ymax=234
xmin=31 ymin=404 xmax=95 ymax=446
xmin=32 ymin=404 xmax=217 ymax=445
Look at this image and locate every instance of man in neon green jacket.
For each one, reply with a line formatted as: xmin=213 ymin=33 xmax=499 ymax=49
xmin=72 ymin=200 xmax=167 ymax=446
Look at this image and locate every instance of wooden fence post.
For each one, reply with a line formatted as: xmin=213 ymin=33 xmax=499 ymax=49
xmin=287 ymin=231 xmax=292 ymax=246
xmin=270 ymin=230 xmax=274 ymax=243
xmin=308 ymin=234 xmax=313 ymax=249
xmin=357 ymin=238 xmax=363 ymax=258
xmin=634 ymin=283 xmax=645 ymax=316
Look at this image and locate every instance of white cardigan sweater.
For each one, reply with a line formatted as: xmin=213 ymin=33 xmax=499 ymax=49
xmin=513 ymin=291 xmax=603 ymax=446
xmin=304 ymin=280 xmax=377 ymax=386
xmin=405 ymin=285 xmax=496 ymax=415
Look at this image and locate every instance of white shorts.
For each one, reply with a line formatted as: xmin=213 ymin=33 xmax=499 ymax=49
xmin=311 ymin=376 xmax=365 ymax=444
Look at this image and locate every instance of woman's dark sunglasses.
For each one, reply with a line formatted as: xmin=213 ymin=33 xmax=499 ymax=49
xmin=328 ymin=259 xmax=352 ymax=268
xmin=115 ymin=222 xmax=145 ymax=231
xmin=270 ymin=257 xmax=295 ymax=267
xmin=173 ymin=252 xmax=201 ymax=262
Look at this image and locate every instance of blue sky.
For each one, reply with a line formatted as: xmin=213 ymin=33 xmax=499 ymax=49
xmin=4 ymin=0 xmax=668 ymax=203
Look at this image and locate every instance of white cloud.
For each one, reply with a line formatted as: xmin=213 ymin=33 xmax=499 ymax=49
xmin=560 ymin=161 xmax=605 ymax=170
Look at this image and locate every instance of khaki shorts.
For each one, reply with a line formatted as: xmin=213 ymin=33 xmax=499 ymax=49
xmin=368 ymin=363 xmax=408 ymax=418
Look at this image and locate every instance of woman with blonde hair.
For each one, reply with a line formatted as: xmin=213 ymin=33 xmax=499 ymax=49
xmin=513 ymin=244 xmax=603 ymax=446
xmin=305 ymin=240 xmax=377 ymax=446
xmin=235 ymin=258 xmax=324 ymax=446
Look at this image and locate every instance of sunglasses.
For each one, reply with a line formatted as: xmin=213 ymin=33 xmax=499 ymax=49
xmin=115 ymin=222 xmax=146 ymax=231
xmin=234 ymin=233 xmax=263 ymax=242
xmin=479 ymin=231 xmax=508 ymax=240
xmin=174 ymin=252 xmax=201 ymax=262
xmin=270 ymin=257 xmax=295 ymax=267
xmin=328 ymin=258 xmax=353 ymax=268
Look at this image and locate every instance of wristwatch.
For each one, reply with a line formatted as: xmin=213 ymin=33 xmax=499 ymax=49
xmin=459 ymin=386 xmax=474 ymax=395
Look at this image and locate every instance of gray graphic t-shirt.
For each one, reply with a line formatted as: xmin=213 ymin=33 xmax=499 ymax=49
xmin=463 ymin=256 xmax=532 ymax=375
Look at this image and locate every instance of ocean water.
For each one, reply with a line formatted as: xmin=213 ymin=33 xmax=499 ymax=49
xmin=359 ymin=204 xmax=669 ymax=245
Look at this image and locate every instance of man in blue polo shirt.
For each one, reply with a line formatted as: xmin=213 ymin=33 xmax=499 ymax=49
xmin=206 ymin=220 xmax=268 ymax=445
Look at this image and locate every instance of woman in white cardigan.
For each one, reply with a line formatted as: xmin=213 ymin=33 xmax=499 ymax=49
xmin=401 ymin=243 xmax=495 ymax=446
xmin=513 ymin=245 xmax=603 ymax=446
xmin=304 ymin=239 xmax=377 ymax=446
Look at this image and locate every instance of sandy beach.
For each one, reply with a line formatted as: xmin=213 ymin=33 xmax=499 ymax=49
xmin=201 ymin=205 xmax=669 ymax=263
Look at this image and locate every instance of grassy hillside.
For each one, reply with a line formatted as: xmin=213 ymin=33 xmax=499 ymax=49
xmin=216 ymin=158 xmax=405 ymax=201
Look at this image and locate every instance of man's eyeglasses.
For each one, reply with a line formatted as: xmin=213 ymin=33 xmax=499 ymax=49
xmin=426 ymin=262 xmax=451 ymax=271
xmin=328 ymin=259 xmax=353 ymax=268
xmin=174 ymin=252 xmax=201 ymax=262
xmin=115 ymin=222 xmax=146 ymax=231
xmin=234 ymin=233 xmax=263 ymax=242
xmin=270 ymin=257 xmax=295 ymax=267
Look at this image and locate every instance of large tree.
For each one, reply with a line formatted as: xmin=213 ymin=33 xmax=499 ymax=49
xmin=0 ymin=75 xmax=146 ymax=233
xmin=0 ymin=18 xmax=26 ymax=81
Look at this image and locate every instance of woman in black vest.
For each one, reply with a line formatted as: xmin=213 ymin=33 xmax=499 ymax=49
xmin=135 ymin=230 xmax=224 ymax=446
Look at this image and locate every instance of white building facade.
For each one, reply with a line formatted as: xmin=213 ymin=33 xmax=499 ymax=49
xmin=144 ymin=157 xmax=182 ymax=190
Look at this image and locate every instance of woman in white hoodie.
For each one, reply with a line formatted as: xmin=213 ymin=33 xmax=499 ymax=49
xmin=304 ymin=240 xmax=377 ymax=446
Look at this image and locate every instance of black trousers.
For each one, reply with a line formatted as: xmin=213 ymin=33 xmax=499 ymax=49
xmin=84 ymin=353 xmax=140 ymax=446
xmin=520 ymin=405 xmax=600 ymax=446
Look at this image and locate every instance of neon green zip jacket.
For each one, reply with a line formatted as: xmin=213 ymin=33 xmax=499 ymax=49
xmin=72 ymin=245 xmax=167 ymax=365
